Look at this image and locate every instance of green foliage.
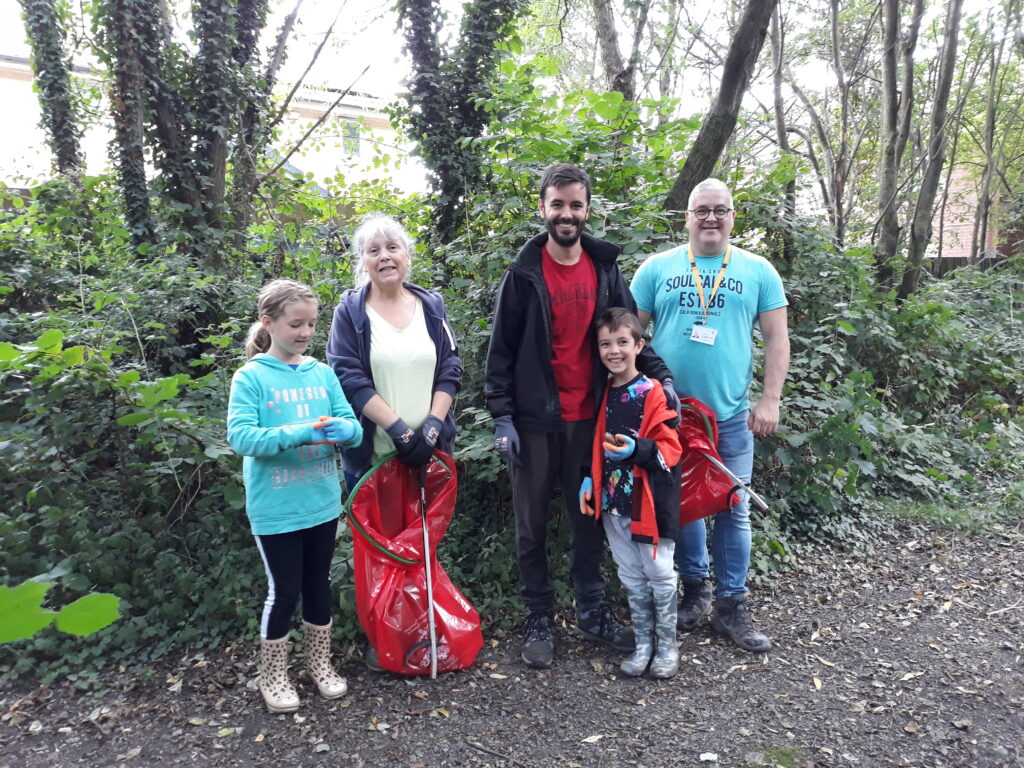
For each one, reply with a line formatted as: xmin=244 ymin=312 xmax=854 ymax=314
xmin=0 ymin=174 xmax=368 ymax=680
xmin=879 ymin=493 xmax=1024 ymax=534
xmin=0 ymin=580 xmax=120 ymax=643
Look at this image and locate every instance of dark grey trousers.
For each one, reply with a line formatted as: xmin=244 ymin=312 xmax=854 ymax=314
xmin=509 ymin=419 xmax=606 ymax=615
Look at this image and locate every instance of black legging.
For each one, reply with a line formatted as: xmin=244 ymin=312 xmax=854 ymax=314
xmin=254 ymin=517 xmax=338 ymax=639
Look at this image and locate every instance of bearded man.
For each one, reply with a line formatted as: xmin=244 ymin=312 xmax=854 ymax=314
xmin=485 ymin=163 xmax=677 ymax=668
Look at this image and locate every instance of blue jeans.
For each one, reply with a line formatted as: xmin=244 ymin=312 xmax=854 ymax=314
xmin=675 ymin=410 xmax=753 ymax=598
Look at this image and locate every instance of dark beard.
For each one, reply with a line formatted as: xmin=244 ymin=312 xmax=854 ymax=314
xmin=545 ymin=218 xmax=583 ymax=248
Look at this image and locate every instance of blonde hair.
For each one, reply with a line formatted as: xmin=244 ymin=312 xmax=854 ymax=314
xmin=243 ymin=279 xmax=319 ymax=359
xmin=351 ymin=214 xmax=415 ymax=288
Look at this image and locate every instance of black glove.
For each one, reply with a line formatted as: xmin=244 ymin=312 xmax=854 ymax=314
xmin=662 ymin=378 xmax=681 ymax=417
xmin=386 ymin=418 xmax=433 ymax=468
xmin=421 ymin=415 xmax=444 ymax=448
xmin=493 ymin=415 xmax=520 ymax=462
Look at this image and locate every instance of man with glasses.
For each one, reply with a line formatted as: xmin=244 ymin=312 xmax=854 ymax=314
xmin=630 ymin=178 xmax=790 ymax=652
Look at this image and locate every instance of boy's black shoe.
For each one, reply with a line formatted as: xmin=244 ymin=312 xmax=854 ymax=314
xmin=577 ymin=603 xmax=635 ymax=652
xmin=521 ymin=613 xmax=555 ymax=668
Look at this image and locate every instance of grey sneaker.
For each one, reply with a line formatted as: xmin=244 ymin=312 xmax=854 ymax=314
xmin=677 ymin=577 xmax=712 ymax=631
xmin=521 ymin=613 xmax=555 ymax=668
xmin=710 ymin=593 xmax=772 ymax=652
xmin=577 ymin=603 xmax=635 ymax=652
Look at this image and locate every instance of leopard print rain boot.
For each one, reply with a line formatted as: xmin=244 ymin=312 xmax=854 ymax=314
xmin=259 ymin=635 xmax=300 ymax=713
xmin=302 ymin=620 xmax=348 ymax=699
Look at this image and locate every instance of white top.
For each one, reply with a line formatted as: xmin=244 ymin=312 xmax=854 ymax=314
xmin=367 ymin=297 xmax=437 ymax=459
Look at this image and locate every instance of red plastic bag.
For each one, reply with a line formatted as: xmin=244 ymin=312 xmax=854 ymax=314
xmin=678 ymin=397 xmax=741 ymax=525
xmin=346 ymin=452 xmax=482 ymax=675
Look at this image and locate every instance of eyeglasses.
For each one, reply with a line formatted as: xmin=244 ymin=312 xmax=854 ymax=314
xmin=688 ymin=206 xmax=733 ymax=220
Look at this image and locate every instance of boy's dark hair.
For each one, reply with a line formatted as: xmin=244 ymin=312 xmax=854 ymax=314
xmin=595 ymin=307 xmax=643 ymax=342
xmin=539 ymin=163 xmax=592 ymax=204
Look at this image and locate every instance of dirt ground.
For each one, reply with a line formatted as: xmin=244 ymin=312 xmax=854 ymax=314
xmin=2 ymin=514 xmax=1022 ymax=768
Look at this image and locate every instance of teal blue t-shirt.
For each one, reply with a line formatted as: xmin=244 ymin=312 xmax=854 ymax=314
xmin=630 ymin=245 xmax=787 ymax=421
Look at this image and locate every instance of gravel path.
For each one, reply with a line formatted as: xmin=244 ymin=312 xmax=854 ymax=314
xmin=3 ymin=515 xmax=1022 ymax=767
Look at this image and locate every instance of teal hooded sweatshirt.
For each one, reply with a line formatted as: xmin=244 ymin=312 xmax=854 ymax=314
xmin=227 ymin=354 xmax=362 ymax=536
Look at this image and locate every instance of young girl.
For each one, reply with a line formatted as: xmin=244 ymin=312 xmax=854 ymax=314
xmin=227 ymin=279 xmax=363 ymax=713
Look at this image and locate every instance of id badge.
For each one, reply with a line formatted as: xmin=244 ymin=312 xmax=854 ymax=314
xmin=690 ymin=323 xmax=718 ymax=346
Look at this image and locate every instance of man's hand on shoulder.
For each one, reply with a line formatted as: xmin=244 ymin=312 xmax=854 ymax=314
xmin=748 ymin=398 xmax=780 ymax=437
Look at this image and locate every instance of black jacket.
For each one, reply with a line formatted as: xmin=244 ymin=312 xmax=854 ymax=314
xmin=484 ymin=232 xmax=670 ymax=432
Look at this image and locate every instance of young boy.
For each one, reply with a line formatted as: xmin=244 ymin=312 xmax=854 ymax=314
xmin=579 ymin=308 xmax=683 ymax=678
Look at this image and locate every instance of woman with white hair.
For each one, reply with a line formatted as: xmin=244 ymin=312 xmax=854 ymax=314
xmin=326 ymin=214 xmax=462 ymax=490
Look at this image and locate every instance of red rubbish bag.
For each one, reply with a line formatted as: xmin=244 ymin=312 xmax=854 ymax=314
xmin=345 ymin=451 xmax=483 ymax=675
xmin=678 ymin=397 xmax=741 ymax=525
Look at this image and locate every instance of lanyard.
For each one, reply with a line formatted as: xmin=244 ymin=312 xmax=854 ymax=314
xmin=688 ymin=244 xmax=730 ymax=323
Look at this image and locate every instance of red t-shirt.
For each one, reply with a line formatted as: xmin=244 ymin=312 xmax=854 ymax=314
xmin=542 ymin=245 xmax=597 ymax=421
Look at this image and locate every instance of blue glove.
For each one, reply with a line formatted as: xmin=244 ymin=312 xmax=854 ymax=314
xmin=662 ymin=378 xmax=681 ymax=416
xmin=578 ymin=477 xmax=595 ymax=517
xmin=421 ymin=415 xmax=444 ymax=448
xmin=493 ymin=415 xmax=519 ymax=461
xmin=603 ymin=433 xmax=636 ymax=461
xmin=317 ymin=417 xmax=357 ymax=444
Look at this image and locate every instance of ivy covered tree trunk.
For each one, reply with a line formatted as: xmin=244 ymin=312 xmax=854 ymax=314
xmin=397 ymin=0 xmax=525 ymax=245
xmin=663 ymin=0 xmax=778 ymax=227
xmin=104 ymin=0 xmax=156 ymax=248
xmin=19 ymin=0 xmax=82 ymax=178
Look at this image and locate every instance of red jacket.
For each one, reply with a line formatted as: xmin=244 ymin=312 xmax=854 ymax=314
xmin=589 ymin=378 xmax=682 ymax=549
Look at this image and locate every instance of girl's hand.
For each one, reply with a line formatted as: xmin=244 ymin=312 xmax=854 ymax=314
xmin=313 ymin=416 xmax=357 ymax=444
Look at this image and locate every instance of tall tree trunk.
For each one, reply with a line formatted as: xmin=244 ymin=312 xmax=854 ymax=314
xmin=590 ymin=0 xmax=651 ymax=102
xmin=230 ymin=0 xmax=302 ymax=251
xmin=828 ymin=0 xmax=849 ymax=248
xmin=898 ymin=0 xmax=965 ymax=302
xmin=874 ymin=0 xmax=922 ymax=287
xmin=106 ymin=0 xmax=156 ymax=248
xmin=971 ymin=26 xmax=1005 ymax=264
xmin=19 ymin=0 xmax=82 ymax=177
xmin=398 ymin=0 xmax=526 ymax=245
xmin=663 ymin=0 xmax=779 ymax=227
xmin=770 ymin=3 xmax=796 ymax=264
xmin=591 ymin=0 xmax=632 ymax=101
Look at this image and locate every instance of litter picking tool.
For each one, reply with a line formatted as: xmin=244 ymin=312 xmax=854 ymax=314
xmin=701 ymin=452 xmax=770 ymax=511
xmin=418 ymin=463 xmax=438 ymax=679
